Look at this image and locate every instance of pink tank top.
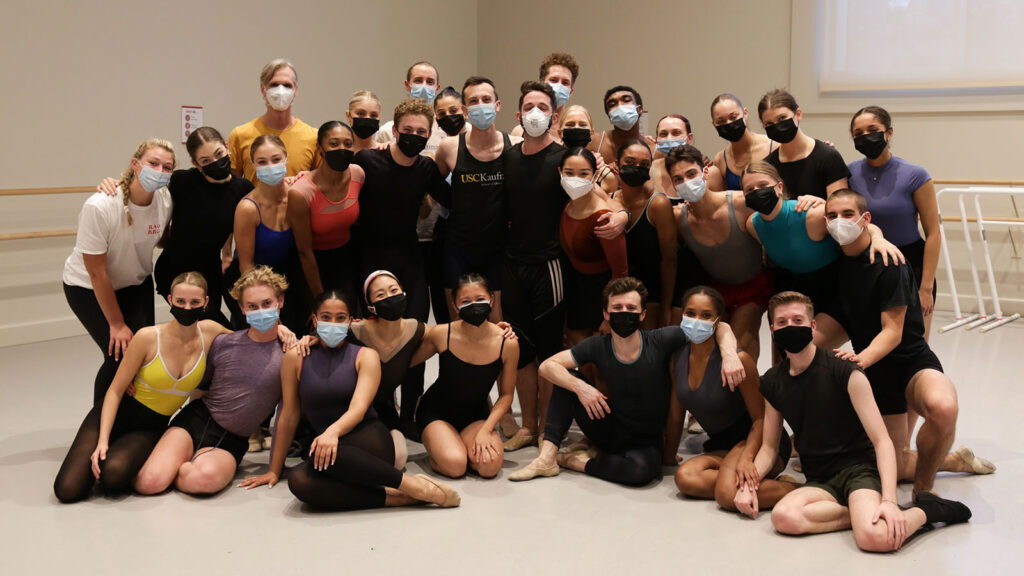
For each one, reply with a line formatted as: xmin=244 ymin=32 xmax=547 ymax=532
xmin=294 ymin=172 xmax=361 ymax=250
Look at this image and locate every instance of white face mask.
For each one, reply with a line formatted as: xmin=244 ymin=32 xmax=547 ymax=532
xmin=826 ymin=214 xmax=866 ymax=245
xmin=265 ymin=85 xmax=295 ymax=111
xmin=675 ymin=176 xmax=706 ymax=203
xmin=560 ymin=176 xmax=593 ymax=200
xmin=522 ymin=107 xmax=551 ymax=138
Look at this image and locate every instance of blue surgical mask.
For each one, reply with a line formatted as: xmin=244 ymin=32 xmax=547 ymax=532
xmin=137 ymin=165 xmax=171 ymax=192
xmin=467 ymin=103 xmax=496 ymax=130
xmin=656 ymin=138 xmax=687 ymax=156
xmin=608 ymin=104 xmax=639 ymax=131
xmin=316 ymin=320 xmax=349 ymax=348
xmin=409 ymin=83 xmax=436 ymax=104
xmin=256 ymin=162 xmax=287 ymax=186
xmin=245 ymin=306 xmax=279 ymax=332
xmin=549 ymin=82 xmax=571 ymax=108
xmin=675 ymin=177 xmax=707 ymax=203
xmin=680 ymin=316 xmax=716 ymax=344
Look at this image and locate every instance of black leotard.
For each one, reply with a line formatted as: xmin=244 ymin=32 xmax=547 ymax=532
xmin=415 ymin=325 xmax=504 ymax=433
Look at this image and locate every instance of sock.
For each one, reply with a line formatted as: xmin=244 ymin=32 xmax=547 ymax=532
xmin=913 ymin=492 xmax=972 ymax=525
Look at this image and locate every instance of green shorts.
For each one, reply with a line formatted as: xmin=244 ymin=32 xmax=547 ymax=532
xmin=804 ymin=460 xmax=881 ymax=507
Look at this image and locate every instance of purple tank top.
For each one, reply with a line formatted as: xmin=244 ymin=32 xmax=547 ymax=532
xmin=299 ymin=342 xmax=376 ymax=433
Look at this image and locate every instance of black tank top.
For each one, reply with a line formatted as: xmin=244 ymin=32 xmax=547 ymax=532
xmin=624 ymin=192 xmax=666 ymax=295
xmin=421 ymin=324 xmax=505 ymax=419
xmin=447 ymin=132 xmax=512 ymax=252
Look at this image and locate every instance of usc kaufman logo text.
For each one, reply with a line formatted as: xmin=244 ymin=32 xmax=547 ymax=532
xmin=459 ymin=172 xmax=504 ymax=185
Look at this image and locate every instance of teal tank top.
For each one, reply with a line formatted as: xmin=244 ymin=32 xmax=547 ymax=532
xmin=752 ymin=200 xmax=839 ymax=274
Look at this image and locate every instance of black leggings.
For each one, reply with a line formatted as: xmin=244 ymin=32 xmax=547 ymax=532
xmin=287 ymin=419 xmax=402 ymax=511
xmin=53 ymin=397 xmax=166 ymax=503
xmin=64 ymin=278 xmax=155 ymax=406
xmin=544 ymin=386 xmax=662 ymax=487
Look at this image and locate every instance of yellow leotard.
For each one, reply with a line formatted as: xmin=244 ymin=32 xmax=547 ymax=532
xmin=133 ymin=326 xmax=206 ymax=416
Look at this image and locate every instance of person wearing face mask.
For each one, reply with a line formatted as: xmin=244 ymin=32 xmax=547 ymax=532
xmin=94 ymin=128 xmax=252 ymax=327
xmin=238 ymin=289 xmax=461 ymax=510
xmin=288 ymin=121 xmax=365 ymax=313
xmin=666 ymin=286 xmax=796 ymax=508
xmin=64 ymin=138 xmax=175 ymax=406
xmin=135 ymin=267 xmax=305 ymax=496
xmin=432 ymin=77 xmax=512 ymax=320
xmin=228 ymin=59 xmax=319 ymax=184
xmin=373 ymin=61 xmax=446 ymax=157
xmin=826 ymin=190 xmax=994 ymax=501
xmin=596 ymin=85 xmax=655 ymax=166
xmin=510 ymin=277 xmax=742 ymax=485
xmin=346 ymin=90 xmax=385 ymax=153
xmin=741 ymin=161 xmax=902 ymax=352
xmin=709 ymin=93 xmax=776 ymax=191
xmin=759 ymin=89 xmax=849 ymax=200
xmin=613 ymin=140 xmax=677 ymax=329
xmin=650 ymin=114 xmax=726 ymax=197
xmin=410 ymin=274 xmax=519 ymax=479
xmin=847 ymin=106 xmax=940 ymax=339
xmin=668 ymin=145 xmax=766 ymax=361
xmin=348 ymin=271 xmax=425 ymax=460
xmin=54 ymin=273 xmax=231 ymax=503
xmin=558 ymin=105 xmax=619 ymax=193
xmin=559 ymin=148 xmax=628 ymax=346
xmin=501 ymin=82 xmax=631 ymax=451
xmin=735 ymin=292 xmax=973 ymax=552
xmin=510 ymin=52 xmax=580 ymax=140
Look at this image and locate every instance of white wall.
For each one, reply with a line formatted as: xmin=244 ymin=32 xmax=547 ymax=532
xmin=0 ymin=0 xmax=478 ymax=347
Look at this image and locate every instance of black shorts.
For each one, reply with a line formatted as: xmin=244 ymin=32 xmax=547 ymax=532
xmin=703 ymin=415 xmax=792 ymax=470
xmin=443 ymin=243 xmax=504 ymax=289
xmin=502 ymin=257 xmax=567 ymax=366
xmin=900 ymin=239 xmax=937 ymax=300
xmin=773 ymin=260 xmax=846 ymax=327
xmin=805 ymin=460 xmax=881 ymax=507
xmin=565 ymin=268 xmax=610 ymax=332
xmin=865 ymin=349 xmax=945 ymax=416
xmin=170 ymin=400 xmax=249 ymax=465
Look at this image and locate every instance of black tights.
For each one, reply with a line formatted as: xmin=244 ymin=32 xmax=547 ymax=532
xmin=53 ymin=403 xmax=162 ymax=503
xmin=64 ymin=279 xmax=155 ymax=406
xmin=544 ymin=386 xmax=662 ymax=487
xmin=287 ymin=419 xmax=402 ymax=511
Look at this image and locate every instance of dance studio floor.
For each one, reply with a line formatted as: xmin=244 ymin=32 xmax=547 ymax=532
xmin=0 ymin=311 xmax=1019 ymax=574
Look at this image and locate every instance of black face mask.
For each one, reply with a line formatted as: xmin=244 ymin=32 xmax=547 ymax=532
xmin=765 ymin=117 xmax=798 ymax=144
xmin=619 ymin=165 xmax=651 ymax=187
xmin=170 ymin=305 xmax=205 ymax=327
xmin=351 ymin=117 xmax=379 ymax=140
xmin=458 ymin=302 xmax=492 ymax=327
xmin=716 ymin=117 xmax=747 ymax=142
xmin=324 ymin=148 xmax=354 ymax=172
xmin=371 ymin=293 xmax=407 ymax=321
xmin=562 ymin=128 xmax=592 ymax=148
xmin=437 ymin=114 xmax=466 ymax=136
xmin=608 ymin=311 xmax=642 ymax=338
xmin=397 ymin=132 xmax=428 ymax=157
xmin=854 ymin=131 xmax=888 ymax=160
xmin=200 ymin=155 xmax=232 ymax=181
xmin=744 ymin=186 xmax=780 ymax=215
xmin=773 ymin=325 xmax=813 ymax=354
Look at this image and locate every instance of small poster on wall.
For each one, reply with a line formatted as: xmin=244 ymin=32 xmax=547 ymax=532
xmin=181 ymin=106 xmax=203 ymax=143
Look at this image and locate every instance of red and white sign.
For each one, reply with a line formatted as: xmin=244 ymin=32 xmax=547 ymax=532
xmin=181 ymin=106 xmax=203 ymax=143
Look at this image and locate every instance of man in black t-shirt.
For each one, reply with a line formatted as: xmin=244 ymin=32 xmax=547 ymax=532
xmin=508 ymin=277 xmax=741 ymax=486
xmin=826 ymin=189 xmax=993 ymax=498
xmin=737 ymin=291 xmax=970 ymax=552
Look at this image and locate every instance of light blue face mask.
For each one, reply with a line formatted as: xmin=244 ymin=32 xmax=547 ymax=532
xmin=549 ymin=82 xmax=571 ymax=108
xmin=680 ymin=316 xmax=716 ymax=343
xmin=675 ymin=176 xmax=707 ymax=203
xmin=409 ymin=83 xmax=436 ymax=105
xmin=256 ymin=162 xmax=287 ymax=186
xmin=467 ymin=103 xmax=496 ymax=130
xmin=608 ymin=104 xmax=639 ymax=131
xmin=137 ymin=165 xmax=172 ymax=192
xmin=245 ymin=306 xmax=280 ymax=332
xmin=656 ymin=138 xmax=687 ymax=156
xmin=316 ymin=320 xmax=349 ymax=348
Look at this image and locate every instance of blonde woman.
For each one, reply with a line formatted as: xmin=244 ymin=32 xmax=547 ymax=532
xmin=346 ymin=90 xmax=384 ymax=152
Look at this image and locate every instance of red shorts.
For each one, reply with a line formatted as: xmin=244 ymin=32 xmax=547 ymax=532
xmin=708 ymin=270 xmax=772 ymax=315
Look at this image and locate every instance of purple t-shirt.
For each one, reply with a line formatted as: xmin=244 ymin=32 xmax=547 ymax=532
xmin=847 ymin=155 xmax=931 ymax=246
xmin=200 ymin=330 xmax=284 ymax=437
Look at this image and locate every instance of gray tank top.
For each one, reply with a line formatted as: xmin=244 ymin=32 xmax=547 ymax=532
xmin=678 ymin=191 xmax=762 ymax=285
xmin=674 ymin=344 xmax=748 ymax=436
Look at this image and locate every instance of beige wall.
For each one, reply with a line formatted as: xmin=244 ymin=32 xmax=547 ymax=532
xmin=2 ymin=0 xmax=1021 ymax=347
xmin=0 ymin=0 xmax=478 ymax=347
